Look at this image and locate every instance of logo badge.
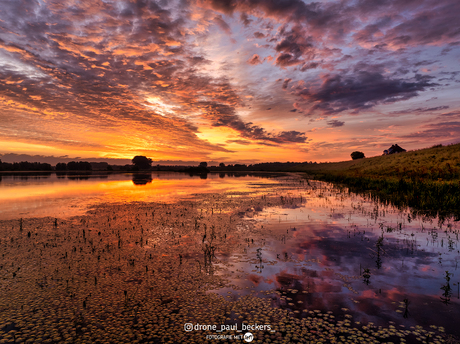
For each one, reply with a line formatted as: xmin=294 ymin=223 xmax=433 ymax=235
xmin=244 ymin=332 xmax=254 ymax=342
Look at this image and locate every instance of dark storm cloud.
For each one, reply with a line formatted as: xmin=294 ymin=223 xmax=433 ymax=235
xmin=294 ymin=72 xmax=438 ymax=115
xmin=327 ymin=120 xmax=345 ymax=127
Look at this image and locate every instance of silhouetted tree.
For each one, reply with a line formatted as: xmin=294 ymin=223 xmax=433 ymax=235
xmin=199 ymin=162 xmax=207 ymax=168
xmin=219 ymin=162 xmax=225 ymax=168
xmin=132 ymin=156 xmax=152 ymax=170
xmin=351 ymin=151 xmax=365 ymax=160
xmin=67 ymin=161 xmax=92 ymax=171
xmin=56 ymin=163 xmax=67 ymax=171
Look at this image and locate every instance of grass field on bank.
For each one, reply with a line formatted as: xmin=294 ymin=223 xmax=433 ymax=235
xmin=292 ymin=143 xmax=460 ymax=219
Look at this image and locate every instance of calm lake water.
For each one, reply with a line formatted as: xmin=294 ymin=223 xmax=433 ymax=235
xmin=215 ymin=181 xmax=460 ymax=336
xmin=0 ymin=172 xmax=276 ymax=220
xmin=1 ymin=172 xmax=459 ymax=342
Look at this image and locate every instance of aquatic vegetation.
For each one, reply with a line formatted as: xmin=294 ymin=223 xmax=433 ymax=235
xmin=441 ymin=271 xmax=453 ymax=305
xmin=0 ymin=175 xmax=459 ymax=343
xmin=362 ymin=268 xmax=371 ymax=285
xmin=295 ymin=143 xmax=460 ymax=220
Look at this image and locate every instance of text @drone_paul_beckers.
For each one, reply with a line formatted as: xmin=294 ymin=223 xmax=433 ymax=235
xmin=184 ymin=323 xmax=273 ymax=332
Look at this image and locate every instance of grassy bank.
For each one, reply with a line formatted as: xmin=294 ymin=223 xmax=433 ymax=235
xmin=293 ymin=143 xmax=460 ymax=219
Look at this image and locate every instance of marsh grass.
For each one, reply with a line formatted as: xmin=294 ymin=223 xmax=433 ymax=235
xmin=295 ymin=143 xmax=460 ymax=219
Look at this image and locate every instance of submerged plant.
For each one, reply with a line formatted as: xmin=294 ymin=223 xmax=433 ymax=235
xmin=362 ymin=268 xmax=371 ymax=285
xmin=403 ymin=298 xmax=410 ymax=318
xmin=441 ymin=271 xmax=453 ymax=304
xmin=255 ymin=248 xmax=264 ymax=273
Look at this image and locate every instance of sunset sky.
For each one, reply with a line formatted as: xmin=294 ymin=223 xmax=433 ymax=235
xmin=1 ymin=0 xmax=459 ymax=164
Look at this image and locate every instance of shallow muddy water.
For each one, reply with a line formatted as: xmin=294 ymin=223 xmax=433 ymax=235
xmin=0 ymin=173 xmax=459 ymax=343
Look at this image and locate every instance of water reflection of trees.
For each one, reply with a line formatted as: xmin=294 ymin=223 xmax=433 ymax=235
xmin=214 ymin=172 xmax=285 ymax=179
xmin=132 ymin=173 xmax=153 ymax=185
xmin=1 ymin=172 xmax=52 ymax=180
xmin=67 ymin=175 xmax=90 ymax=180
xmin=64 ymin=172 xmax=109 ymax=180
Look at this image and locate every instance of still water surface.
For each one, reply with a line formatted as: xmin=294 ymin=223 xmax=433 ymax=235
xmin=0 ymin=172 xmax=275 ymax=219
xmin=1 ymin=172 xmax=459 ymax=340
xmin=215 ymin=181 xmax=460 ymax=336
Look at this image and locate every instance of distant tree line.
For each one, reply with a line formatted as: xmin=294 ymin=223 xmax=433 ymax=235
xmin=180 ymin=162 xmax=210 ymax=174
xmin=129 ymin=156 xmax=318 ymax=173
xmin=0 ymin=160 xmax=100 ymax=172
xmin=209 ymin=161 xmax=313 ymax=172
xmin=0 ymin=160 xmax=52 ymax=171
xmin=0 ymin=156 xmax=319 ymax=173
xmin=56 ymin=161 xmax=92 ymax=171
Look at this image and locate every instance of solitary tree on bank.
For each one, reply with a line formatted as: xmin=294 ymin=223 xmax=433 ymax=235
xmin=132 ymin=156 xmax=152 ymax=170
xmin=351 ymin=151 xmax=365 ymax=160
